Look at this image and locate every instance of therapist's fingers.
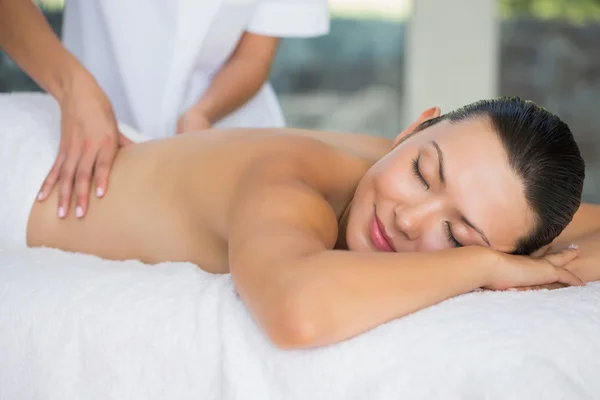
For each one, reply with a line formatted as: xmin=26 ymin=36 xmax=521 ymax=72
xmin=176 ymin=108 xmax=212 ymax=134
xmin=73 ymin=148 xmax=97 ymax=218
xmin=37 ymin=151 xmax=65 ymax=202
xmin=118 ymin=132 xmax=133 ymax=147
xmin=175 ymin=117 xmax=186 ymax=134
xmin=93 ymin=141 xmax=117 ymax=200
xmin=57 ymin=141 xmax=82 ymax=218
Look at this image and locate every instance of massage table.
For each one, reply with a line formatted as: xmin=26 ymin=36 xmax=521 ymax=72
xmin=1 ymin=93 xmax=599 ymax=400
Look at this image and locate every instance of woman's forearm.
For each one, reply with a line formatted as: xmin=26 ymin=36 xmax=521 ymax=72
xmin=192 ymin=55 xmax=273 ymax=125
xmin=0 ymin=0 xmax=87 ymax=100
xmin=250 ymin=246 xmax=493 ymax=349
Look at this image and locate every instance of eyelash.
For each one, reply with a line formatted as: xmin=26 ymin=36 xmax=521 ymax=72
xmin=445 ymin=221 xmax=463 ymax=248
xmin=412 ymin=155 xmax=460 ymax=247
xmin=411 ymin=155 xmax=429 ymax=189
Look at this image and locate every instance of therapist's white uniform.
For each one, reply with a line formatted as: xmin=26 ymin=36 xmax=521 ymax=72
xmin=61 ymin=0 xmax=330 ymax=139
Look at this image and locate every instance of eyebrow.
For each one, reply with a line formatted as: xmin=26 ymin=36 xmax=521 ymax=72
xmin=430 ymin=140 xmax=491 ymax=247
xmin=431 ymin=140 xmax=445 ymax=184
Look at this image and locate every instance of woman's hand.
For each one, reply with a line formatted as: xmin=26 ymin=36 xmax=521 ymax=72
xmin=513 ymin=283 xmax=568 ymax=292
xmin=483 ymin=245 xmax=585 ymax=291
xmin=37 ymin=73 xmax=132 ymax=218
xmin=176 ymin=106 xmax=212 ymax=134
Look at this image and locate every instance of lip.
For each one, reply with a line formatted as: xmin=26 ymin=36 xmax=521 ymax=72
xmin=370 ymin=212 xmax=395 ymax=252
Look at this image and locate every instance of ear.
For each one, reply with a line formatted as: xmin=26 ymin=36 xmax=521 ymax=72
xmin=392 ymin=107 xmax=441 ymax=147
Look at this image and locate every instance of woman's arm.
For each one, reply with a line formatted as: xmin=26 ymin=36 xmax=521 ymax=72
xmin=228 ymin=157 xmax=581 ymax=349
xmin=176 ymin=32 xmax=280 ymax=132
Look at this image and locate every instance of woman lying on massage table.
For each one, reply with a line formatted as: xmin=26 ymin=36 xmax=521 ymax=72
xmin=26 ymin=97 xmax=600 ymax=349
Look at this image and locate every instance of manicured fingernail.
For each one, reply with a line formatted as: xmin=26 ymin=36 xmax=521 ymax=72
xmin=37 ymin=192 xmax=44 ymax=201
xmin=75 ymin=206 xmax=83 ymax=218
xmin=569 ymin=244 xmax=579 ymax=249
xmin=58 ymin=207 xmax=66 ymax=218
xmin=96 ymin=187 xmax=104 ymax=198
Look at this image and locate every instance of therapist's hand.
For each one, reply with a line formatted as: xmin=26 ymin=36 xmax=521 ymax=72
xmin=176 ymin=106 xmax=212 ymax=134
xmin=37 ymin=73 xmax=133 ymax=219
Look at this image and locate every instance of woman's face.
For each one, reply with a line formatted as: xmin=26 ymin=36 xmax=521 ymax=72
xmin=346 ymin=109 xmax=535 ymax=254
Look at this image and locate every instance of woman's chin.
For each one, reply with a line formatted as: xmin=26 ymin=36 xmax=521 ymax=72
xmin=345 ymin=231 xmax=374 ymax=252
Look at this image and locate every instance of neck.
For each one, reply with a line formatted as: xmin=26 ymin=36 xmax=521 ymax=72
xmin=336 ymin=198 xmax=353 ymax=250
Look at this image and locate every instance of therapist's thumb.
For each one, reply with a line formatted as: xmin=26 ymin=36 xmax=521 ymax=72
xmin=118 ymin=132 xmax=133 ymax=147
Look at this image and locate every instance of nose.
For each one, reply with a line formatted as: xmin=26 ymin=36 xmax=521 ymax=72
xmin=394 ymin=198 xmax=443 ymax=241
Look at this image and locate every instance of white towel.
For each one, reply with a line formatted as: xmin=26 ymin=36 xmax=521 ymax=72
xmin=1 ymin=92 xmax=599 ymax=399
xmin=1 ymin=246 xmax=599 ymax=400
xmin=0 ymin=93 xmax=61 ymax=247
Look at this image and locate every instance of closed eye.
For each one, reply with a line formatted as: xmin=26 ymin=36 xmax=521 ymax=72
xmin=444 ymin=221 xmax=463 ymax=248
xmin=412 ymin=155 xmax=429 ymax=189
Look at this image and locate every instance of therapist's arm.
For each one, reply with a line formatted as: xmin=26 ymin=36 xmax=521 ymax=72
xmin=176 ymin=32 xmax=280 ymax=132
xmin=0 ymin=0 xmax=129 ymax=219
xmin=0 ymin=0 xmax=83 ymax=102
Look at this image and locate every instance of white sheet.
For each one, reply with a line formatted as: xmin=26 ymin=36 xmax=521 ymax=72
xmin=2 ymin=92 xmax=599 ymax=399
xmin=0 ymin=93 xmax=60 ymax=247
xmin=1 ymin=246 xmax=600 ymax=400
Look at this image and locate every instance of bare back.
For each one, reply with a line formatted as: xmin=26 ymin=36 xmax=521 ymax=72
xmin=27 ymin=128 xmax=391 ymax=273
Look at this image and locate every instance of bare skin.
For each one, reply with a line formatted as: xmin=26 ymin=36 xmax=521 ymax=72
xmin=27 ymin=109 xmax=600 ymax=348
xmin=28 ymin=128 xmax=387 ymax=273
